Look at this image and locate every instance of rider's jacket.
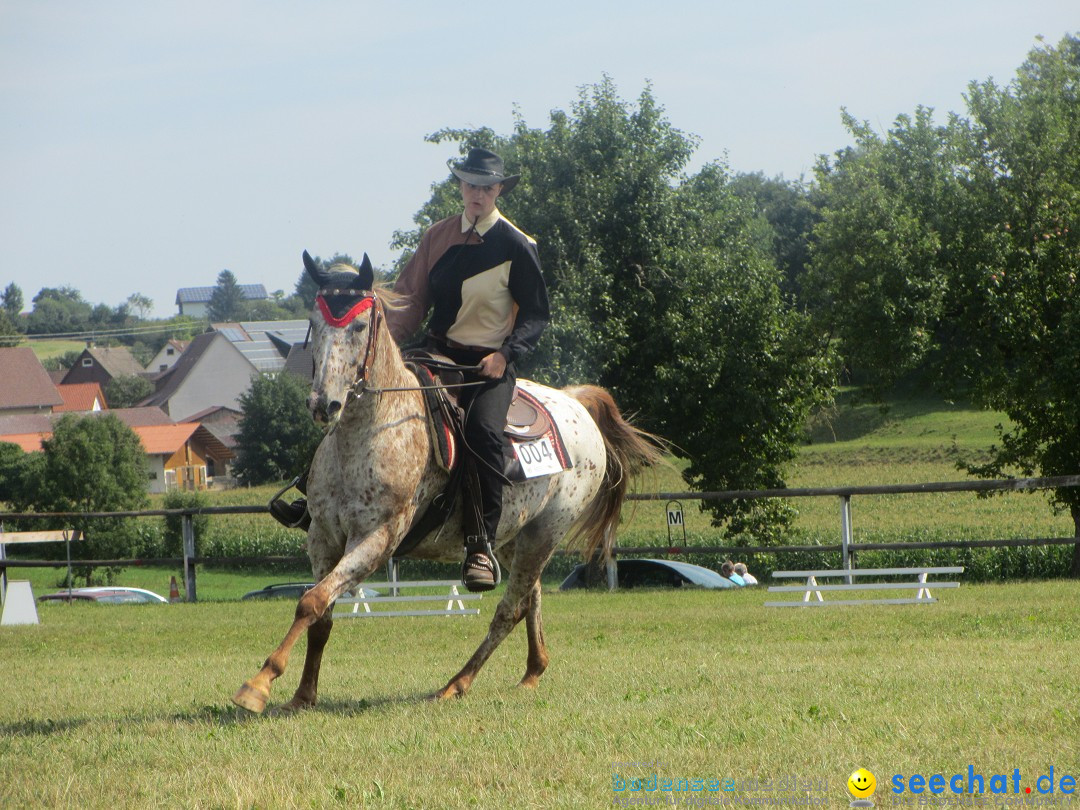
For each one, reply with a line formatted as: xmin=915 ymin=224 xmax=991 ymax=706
xmin=387 ymin=208 xmax=549 ymax=364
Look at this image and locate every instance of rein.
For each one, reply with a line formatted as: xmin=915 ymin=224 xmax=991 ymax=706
xmin=314 ymin=289 xmax=487 ymax=406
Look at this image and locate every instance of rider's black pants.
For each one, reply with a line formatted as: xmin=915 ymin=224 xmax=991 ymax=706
xmin=439 ymin=344 xmax=516 ymax=545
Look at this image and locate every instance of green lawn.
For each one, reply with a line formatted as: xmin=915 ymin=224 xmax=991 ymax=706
xmin=1 ymin=581 xmax=1077 ymax=808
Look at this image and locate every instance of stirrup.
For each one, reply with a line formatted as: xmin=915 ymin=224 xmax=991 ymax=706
xmin=462 ymin=537 xmax=501 ymax=592
xmin=268 ymin=476 xmax=310 ymax=530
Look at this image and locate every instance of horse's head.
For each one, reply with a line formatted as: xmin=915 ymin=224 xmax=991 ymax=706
xmin=302 ymin=250 xmax=380 ymax=425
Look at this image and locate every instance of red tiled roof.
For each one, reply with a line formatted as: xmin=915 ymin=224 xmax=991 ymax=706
xmin=0 ymin=348 xmax=64 ymax=410
xmin=0 ymin=421 xmax=233 ymax=460
xmin=55 ymin=383 xmax=107 ymax=412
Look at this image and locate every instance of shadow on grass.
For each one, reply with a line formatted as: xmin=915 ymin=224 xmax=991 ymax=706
xmin=171 ymin=691 xmax=433 ymax=726
xmin=0 ymin=717 xmax=90 ymax=738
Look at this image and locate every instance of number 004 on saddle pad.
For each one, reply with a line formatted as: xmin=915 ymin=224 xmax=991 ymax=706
xmin=505 ymin=386 xmax=573 ymax=479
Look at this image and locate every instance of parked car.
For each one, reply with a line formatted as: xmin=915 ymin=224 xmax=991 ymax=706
xmin=241 ymin=582 xmax=316 ymax=600
xmin=559 ymin=558 xmax=737 ymax=591
xmin=38 ymin=586 xmax=168 ymax=604
xmin=240 ymin=582 xmax=381 ymax=601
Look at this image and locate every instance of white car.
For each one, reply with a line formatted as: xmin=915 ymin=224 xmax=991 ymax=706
xmin=38 ymin=586 xmax=169 ymax=604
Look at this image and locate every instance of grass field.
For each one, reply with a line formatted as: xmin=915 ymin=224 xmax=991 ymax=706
xmin=2 ymin=581 xmax=1078 ymax=808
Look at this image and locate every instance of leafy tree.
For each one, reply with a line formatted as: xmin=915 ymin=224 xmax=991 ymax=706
xmin=809 ymin=35 xmax=1080 ymax=570
xmin=0 ymin=442 xmax=26 ymax=504
xmin=729 ymin=172 xmax=820 ymax=302
xmin=206 ymin=269 xmax=245 ymax=322
xmin=399 ymin=78 xmax=835 ymax=533
xmin=10 ymin=414 xmax=149 ymax=584
xmin=26 ymin=286 xmax=93 ymax=334
xmin=126 ymin=292 xmax=154 ymax=320
xmin=105 ymin=374 xmax=154 ymax=408
xmin=0 ymin=308 xmax=20 ymax=347
xmin=234 ymin=372 xmax=323 ymax=484
xmin=2 ymin=282 xmax=23 ymax=322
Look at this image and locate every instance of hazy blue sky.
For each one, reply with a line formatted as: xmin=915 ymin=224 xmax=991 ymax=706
xmin=1 ymin=1 xmax=1076 ymax=318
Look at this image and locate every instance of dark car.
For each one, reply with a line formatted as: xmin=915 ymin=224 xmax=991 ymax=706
xmin=38 ymin=586 xmax=169 ymax=604
xmin=240 ymin=582 xmax=316 ymax=601
xmin=240 ymin=582 xmax=381 ymax=601
xmin=559 ymin=558 xmax=737 ymax=591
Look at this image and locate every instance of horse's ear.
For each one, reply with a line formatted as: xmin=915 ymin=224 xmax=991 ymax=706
xmin=302 ymin=250 xmax=329 ymax=287
xmin=355 ymin=253 xmax=375 ymax=291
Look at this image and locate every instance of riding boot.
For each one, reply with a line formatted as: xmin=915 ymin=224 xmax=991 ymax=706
xmin=462 ymin=536 xmax=498 ymax=592
xmin=268 ymin=471 xmax=311 ymax=530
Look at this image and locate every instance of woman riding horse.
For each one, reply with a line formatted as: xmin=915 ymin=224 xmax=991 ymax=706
xmin=273 ymin=147 xmax=546 ymax=593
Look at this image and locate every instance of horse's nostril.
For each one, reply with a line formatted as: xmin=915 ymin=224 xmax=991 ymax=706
xmin=327 ymin=401 xmax=342 ymax=418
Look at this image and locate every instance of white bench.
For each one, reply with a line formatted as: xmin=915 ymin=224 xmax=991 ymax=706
xmin=764 ymin=566 xmax=964 ymax=607
xmin=333 ymin=579 xmax=482 ymax=619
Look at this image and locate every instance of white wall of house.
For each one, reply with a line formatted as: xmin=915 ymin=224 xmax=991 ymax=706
xmin=147 ymin=343 xmax=185 ymax=374
xmin=178 ymin=301 xmax=209 ymax=318
xmin=146 ymin=455 xmax=168 ymax=494
xmin=163 ymin=335 xmax=258 ymax=422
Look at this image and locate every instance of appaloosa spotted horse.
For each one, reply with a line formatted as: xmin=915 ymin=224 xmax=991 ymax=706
xmin=232 ymin=252 xmax=661 ymax=713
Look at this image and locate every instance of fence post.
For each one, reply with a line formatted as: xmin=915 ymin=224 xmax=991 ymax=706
xmin=839 ymin=495 xmax=853 ymax=584
xmin=182 ymin=513 xmax=197 ymax=602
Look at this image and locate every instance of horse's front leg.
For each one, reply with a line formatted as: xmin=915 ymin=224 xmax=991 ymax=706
xmin=232 ymin=528 xmax=392 ymax=714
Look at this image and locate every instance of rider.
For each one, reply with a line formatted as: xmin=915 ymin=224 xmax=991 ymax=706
xmin=271 ymin=148 xmax=549 ymax=593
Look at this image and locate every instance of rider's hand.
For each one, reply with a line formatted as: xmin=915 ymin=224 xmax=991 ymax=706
xmin=478 ymin=351 xmax=507 ymax=379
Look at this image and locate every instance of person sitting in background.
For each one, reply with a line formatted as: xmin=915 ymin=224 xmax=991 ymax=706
xmin=721 ymin=560 xmax=746 ymax=586
xmin=734 ymin=562 xmax=758 ymax=585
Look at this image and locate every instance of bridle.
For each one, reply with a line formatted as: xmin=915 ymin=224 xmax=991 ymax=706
xmin=314 ymin=288 xmax=384 ymax=408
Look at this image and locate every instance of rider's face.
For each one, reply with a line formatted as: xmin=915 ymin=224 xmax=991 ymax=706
xmin=460 ymin=180 xmax=502 ymax=223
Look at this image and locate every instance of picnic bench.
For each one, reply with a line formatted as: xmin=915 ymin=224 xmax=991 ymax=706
xmin=764 ymin=566 xmax=964 ymax=607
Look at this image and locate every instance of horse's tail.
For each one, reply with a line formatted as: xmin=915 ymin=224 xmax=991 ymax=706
xmin=565 ymin=385 xmax=665 ymax=562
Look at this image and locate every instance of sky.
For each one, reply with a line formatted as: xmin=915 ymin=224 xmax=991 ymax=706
xmin=1 ymin=1 xmax=1076 ymax=319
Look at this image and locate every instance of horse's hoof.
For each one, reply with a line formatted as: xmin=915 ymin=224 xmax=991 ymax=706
xmin=232 ymin=682 xmax=269 ymax=714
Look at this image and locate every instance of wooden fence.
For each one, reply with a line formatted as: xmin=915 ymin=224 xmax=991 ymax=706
xmin=3 ymin=474 xmax=1079 ymax=601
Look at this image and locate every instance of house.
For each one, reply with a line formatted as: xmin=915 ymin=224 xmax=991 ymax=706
xmin=211 ymin=319 xmax=309 ymax=373
xmin=136 ymin=423 xmax=235 ymax=493
xmin=55 ymin=382 xmax=107 ymax=412
xmin=0 ymin=347 xmax=63 ymax=415
xmin=138 ymin=331 xmax=259 ymax=421
xmin=176 ymin=284 xmax=268 ymax=318
xmin=0 ymin=413 xmax=234 ymax=494
xmin=145 ymin=339 xmax=189 ymax=374
xmin=60 ymin=345 xmax=146 ymax=389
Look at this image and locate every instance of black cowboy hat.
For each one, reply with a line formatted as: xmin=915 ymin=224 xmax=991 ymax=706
xmin=448 ymin=147 xmax=519 ymax=194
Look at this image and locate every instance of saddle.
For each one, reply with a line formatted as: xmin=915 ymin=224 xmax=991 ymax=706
xmin=403 ymin=349 xmax=554 ymax=472
xmin=392 ymin=349 xmax=570 ymax=561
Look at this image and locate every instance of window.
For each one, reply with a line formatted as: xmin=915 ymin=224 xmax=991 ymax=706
xmin=81 ymin=358 xmax=93 ymax=367
xmin=166 ymin=348 xmax=175 ymax=356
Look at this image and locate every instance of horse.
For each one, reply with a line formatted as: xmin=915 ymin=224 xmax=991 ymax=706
xmin=232 ymin=252 xmax=661 ymax=713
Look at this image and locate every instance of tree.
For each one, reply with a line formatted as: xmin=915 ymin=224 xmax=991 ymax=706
xmin=401 ymin=79 xmax=835 ymax=533
xmin=807 ymin=106 xmax=959 ymax=391
xmin=126 ymin=293 xmax=154 ymax=320
xmin=809 ymin=35 xmax=1080 ymax=571
xmin=206 ymin=270 xmax=245 ymax=322
xmin=2 ymin=282 xmax=23 ymax=322
xmin=234 ymin=372 xmax=323 ymax=484
xmin=105 ymin=374 xmax=154 ymax=408
xmin=11 ymin=414 xmax=150 ymax=584
xmin=26 ymin=286 xmax=93 ymax=334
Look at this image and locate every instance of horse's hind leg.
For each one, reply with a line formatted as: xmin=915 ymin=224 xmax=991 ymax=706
xmin=434 ymin=528 xmax=556 ymax=699
xmin=518 ymin=579 xmax=548 ymax=688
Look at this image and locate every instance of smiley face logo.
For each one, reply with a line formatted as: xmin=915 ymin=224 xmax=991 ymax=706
xmin=847 ymin=768 xmax=876 ymax=799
